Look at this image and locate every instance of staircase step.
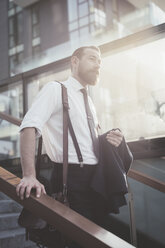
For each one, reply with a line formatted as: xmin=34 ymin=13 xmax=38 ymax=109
xmin=0 ymin=200 xmax=22 ymax=214
xmin=0 ymin=200 xmax=13 ymax=213
xmin=0 ymin=192 xmax=10 ymax=200
xmin=0 ymin=213 xmax=20 ymax=231
xmin=0 ymin=228 xmax=37 ymax=248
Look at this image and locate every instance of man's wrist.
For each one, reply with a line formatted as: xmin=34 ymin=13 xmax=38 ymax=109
xmin=22 ymin=173 xmax=36 ymax=178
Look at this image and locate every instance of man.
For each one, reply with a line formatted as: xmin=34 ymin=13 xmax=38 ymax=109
xmin=16 ymin=46 xmax=123 ymax=223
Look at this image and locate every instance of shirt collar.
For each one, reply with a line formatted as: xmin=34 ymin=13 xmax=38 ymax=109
xmin=66 ymin=76 xmax=86 ymax=92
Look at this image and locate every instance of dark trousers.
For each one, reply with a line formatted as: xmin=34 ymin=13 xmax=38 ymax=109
xmin=51 ymin=162 xmax=107 ymax=248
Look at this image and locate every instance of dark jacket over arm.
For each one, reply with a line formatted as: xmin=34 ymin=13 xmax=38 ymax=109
xmin=90 ymin=131 xmax=133 ymax=214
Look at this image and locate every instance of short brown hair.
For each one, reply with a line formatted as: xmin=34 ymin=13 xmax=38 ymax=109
xmin=71 ymin=46 xmax=100 ymax=59
xmin=71 ymin=46 xmax=100 ymax=71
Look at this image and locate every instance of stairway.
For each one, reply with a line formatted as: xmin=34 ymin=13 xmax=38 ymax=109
xmin=0 ymin=192 xmax=37 ymax=248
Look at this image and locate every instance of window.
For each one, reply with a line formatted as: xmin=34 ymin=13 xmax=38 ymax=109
xmin=8 ymin=0 xmax=23 ymax=75
xmin=67 ymin=0 xmax=106 ymax=42
xmin=31 ymin=3 xmax=41 ymax=57
xmin=8 ymin=13 xmax=23 ymax=48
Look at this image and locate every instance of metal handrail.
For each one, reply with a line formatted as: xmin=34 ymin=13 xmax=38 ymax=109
xmin=0 ymin=111 xmax=165 ymax=193
xmin=0 ymin=111 xmax=21 ymax=126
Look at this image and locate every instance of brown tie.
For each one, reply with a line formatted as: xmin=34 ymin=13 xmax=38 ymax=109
xmin=81 ymin=88 xmax=99 ymax=159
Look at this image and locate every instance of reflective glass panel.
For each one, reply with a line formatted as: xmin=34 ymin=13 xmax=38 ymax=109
xmin=79 ymin=2 xmax=88 ymax=18
xmin=110 ymin=158 xmax=165 ymax=247
xmin=67 ymin=0 xmax=78 ymax=21
xmin=17 ymin=12 xmax=23 ymax=44
xmin=92 ymin=37 xmax=165 ymax=141
xmin=27 ymin=69 xmax=70 ymax=109
xmin=0 ymin=82 xmax=23 ymax=160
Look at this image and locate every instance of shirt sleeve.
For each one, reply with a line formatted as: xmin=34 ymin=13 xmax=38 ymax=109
xmin=19 ymin=81 xmax=61 ymax=137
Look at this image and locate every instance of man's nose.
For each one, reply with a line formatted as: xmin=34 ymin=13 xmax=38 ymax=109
xmin=95 ymin=62 xmax=100 ymax=70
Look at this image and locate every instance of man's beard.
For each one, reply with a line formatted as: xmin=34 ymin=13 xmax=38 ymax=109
xmin=78 ymin=69 xmax=99 ymax=85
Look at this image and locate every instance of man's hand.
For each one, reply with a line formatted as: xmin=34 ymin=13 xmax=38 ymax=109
xmin=16 ymin=176 xmax=46 ymax=200
xmin=106 ymin=129 xmax=123 ymax=147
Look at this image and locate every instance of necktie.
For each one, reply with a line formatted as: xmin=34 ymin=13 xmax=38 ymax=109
xmin=81 ymin=88 xmax=99 ymax=159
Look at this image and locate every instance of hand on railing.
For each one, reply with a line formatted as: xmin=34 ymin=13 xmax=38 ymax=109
xmin=16 ymin=175 xmax=46 ymax=200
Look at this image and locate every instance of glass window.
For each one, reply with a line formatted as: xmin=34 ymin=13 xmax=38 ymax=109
xmin=0 ymin=82 xmax=23 ymax=160
xmin=9 ymin=35 xmax=16 ymax=48
xmin=8 ymin=0 xmax=14 ymax=10
xmin=70 ymin=30 xmax=79 ymax=41
xmin=68 ymin=0 xmax=106 ymax=43
xmin=16 ymin=6 xmax=22 ymax=13
xmin=18 ymin=52 xmax=23 ymax=64
xmin=79 ymin=2 xmax=88 ymax=17
xmin=9 ymin=17 xmax=14 ymax=35
xmin=92 ymin=37 xmax=165 ymax=141
xmin=32 ymin=45 xmax=40 ymax=57
xmin=9 ymin=55 xmax=17 ymax=74
xmin=17 ymin=12 xmax=23 ymax=44
xmin=79 ymin=0 xmax=86 ymax=3
xmin=67 ymin=0 xmax=78 ymax=22
xmin=8 ymin=4 xmax=24 ymax=75
xmin=32 ymin=24 xmax=40 ymax=38
xmin=114 ymin=157 xmax=165 ymax=248
xmin=32 ymin=5 xmax=39 ymax=25
xmin=80 ymin=26 xmax=89 ymax=37
xmin=31 ymin=3 xmax=40 ymax=43
xmin=69 ymin=21 xmax=78 ymax=31
xmin=79 ymin=16 xmax=89 ymax=27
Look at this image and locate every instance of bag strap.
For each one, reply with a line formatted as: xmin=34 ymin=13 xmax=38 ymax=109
xmin=35 ymin=82 xmax=69 ymax=200
xmin=61 ymin=84 xmax=69 ymax=200
xmin=35 ymin=81 xmax=84 ymax=196
xmin=36 ymin=136 xmax=42 ymax=179
xmin=58 ymin=83 xmax=84 ymax=166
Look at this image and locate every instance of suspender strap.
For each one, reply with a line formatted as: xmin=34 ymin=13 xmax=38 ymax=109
xmin=68 ymin=116 xmax=83 ymax=166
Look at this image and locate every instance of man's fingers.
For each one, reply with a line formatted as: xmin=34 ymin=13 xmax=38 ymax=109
xmin=108 ymin=139 xmax=119 ymax=147
xmin=41 ymin=184 xmax=46 ymax=195
xmin=108 ymin=130 xmax=123 ymax=137
xmin=106 ymin=134 xmax=122 ymax=147
xmin=16 ymin=183 xmax=22 ymax=196
xmin=19 ymin=185 xmax=26 ymax=200
xmin=25 ymin=185 xmax=32 ymax=198
xmin=16 ymin=178 xmax=46 ymax=200
xmin=36 ymin=186 xmax=42 ymax=198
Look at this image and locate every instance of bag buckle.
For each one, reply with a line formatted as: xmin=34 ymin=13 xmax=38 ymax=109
xmin=80 ymin=162 xmax=84 ymax=168
xmin=63 ymin=184 xmax=68 ymax=204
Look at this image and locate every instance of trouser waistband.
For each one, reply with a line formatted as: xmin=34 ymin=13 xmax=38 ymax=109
xmin=54 ymin=162 xmax=98 ymax=168
xmin=41 ymin=154 xmax=97 ymax=168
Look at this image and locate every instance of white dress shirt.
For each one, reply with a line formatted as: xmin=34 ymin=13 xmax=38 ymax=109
xmin=20 ymin=76 xmax=98 ymax=165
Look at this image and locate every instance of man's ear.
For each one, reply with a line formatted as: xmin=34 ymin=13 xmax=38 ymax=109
xmin=71 ymin=56 xmax=79 ymax=69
